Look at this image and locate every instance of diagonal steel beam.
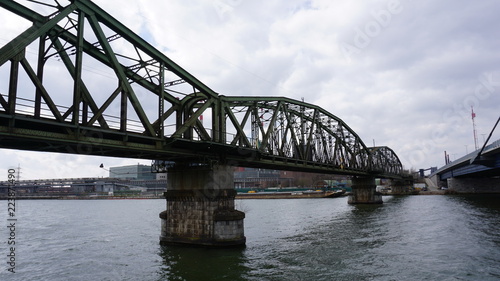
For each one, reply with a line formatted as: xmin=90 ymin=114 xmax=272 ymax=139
xmin=151 ymin=105 xmax=178 ymax=134
xmin=86 ymin=86 xmax=122 ymax=127
xmin=0 ymin=93 xmax=8 ymax=110
xmin=86 ymin=13 xmax=156 ymax=136
xmin=172 ymin=99 xmax=214 ymax=138
xmin=0 ymin=1 xmax=404 ymax=177
xmin=194 ymin=118 xmax=211 ymax=141
xmin=50 ymin=37 xmax=109 ymax=128
xmin=304 ymin=108 xmax=318 ymax=161
xmin=1 ymin=1 xmax=181 ymax=106
xmin=19 ymin=58 xmax=64 ymax=122
xmin=74 ymin=0 xmax=219 ymax=99
xmin=0 ymin=1 xmax=77 ymax=67
xmin=260 ymin=101 xmax=282 ymax=152
xmin=226 ymin=104 xmax=252 ymax=147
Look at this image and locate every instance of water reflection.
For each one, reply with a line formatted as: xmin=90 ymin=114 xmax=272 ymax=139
xmin=451 ymin=194 xmax=500 ymax=212
xmin=157 ymin=245 xmax=249 ymax=281
xmin=153 ymin=196 xmax=500 ymax=281
xmin=2 ymin=196 xmax=498 ymax=280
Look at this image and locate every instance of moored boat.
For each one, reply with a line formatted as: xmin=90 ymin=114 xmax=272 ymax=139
xmin=236 ymin=189 xmax=346 ymax=199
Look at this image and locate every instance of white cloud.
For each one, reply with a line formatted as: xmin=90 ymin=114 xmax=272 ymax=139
xmin=1 ymin=0 xmax=499 ymax=178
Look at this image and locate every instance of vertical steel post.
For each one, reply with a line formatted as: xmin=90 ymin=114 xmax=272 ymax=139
xmin=72 ymin=11 xmax=85 ymax=125
xmin=120 ymin=85 xmax=127 ymax=132
xmin=212 ymin=97 xmax=220 ymax=142
xmin=158 ymin=64 xmax=165 ymax=137
xmin=219 ymin=99 xmax=226 ymax=144
xmin=8 ymin=53 xmax=22 ymax=115
xmin=35 ymin=36 xmax=46 ymax=118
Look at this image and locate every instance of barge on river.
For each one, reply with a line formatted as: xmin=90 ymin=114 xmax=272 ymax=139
xmin=236 ymin=189 xmax=346 ymax=199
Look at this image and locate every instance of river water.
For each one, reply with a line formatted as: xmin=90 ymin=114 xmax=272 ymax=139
xmin=0 ymin=195 xmax=499 ymax=281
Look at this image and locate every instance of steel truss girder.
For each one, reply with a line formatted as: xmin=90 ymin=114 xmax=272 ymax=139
xmin=0 ymin=0 xmax=219 ymax=137
xmin=218 ymin=96 xmax=373 ymax=172
xmin=0 ymin=0 xmax=403 ymax=178
xmin=368 ymin=146 xmax=403 ymax=176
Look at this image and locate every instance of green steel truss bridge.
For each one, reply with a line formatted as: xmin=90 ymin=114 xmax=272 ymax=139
xmin=0 ymin=0 xmax=402 ymax=178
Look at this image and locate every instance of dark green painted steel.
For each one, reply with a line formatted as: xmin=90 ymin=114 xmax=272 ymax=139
xmin=0 ymin=0 xmax=403 ymax=178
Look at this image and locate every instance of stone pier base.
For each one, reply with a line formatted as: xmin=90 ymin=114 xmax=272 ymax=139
xmin=348 ymin=176 xmax=383 ymax=204
xmin=159 ymin=164 xmax=245 ymax=247
xmin=447 ymin=177 xmax=500 ymax=193
xmin=391 ymin=177 xmax=414 ymax=195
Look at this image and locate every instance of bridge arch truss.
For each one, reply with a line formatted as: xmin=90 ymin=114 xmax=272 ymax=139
xmin=0 ymin=0 xmax=402 ymax=178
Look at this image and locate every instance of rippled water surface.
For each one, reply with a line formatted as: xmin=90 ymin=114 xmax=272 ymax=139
xmin=1 ymin=195 xmax=499 ymax=280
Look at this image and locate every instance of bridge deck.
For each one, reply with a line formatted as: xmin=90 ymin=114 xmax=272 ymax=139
xmin=0 ymin=0 xmax=403 ymax=179
xmin=432 ymin=139 xmax=500 ymax=179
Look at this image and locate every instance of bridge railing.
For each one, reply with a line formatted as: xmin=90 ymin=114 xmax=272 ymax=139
xmin=0 ymin=93 xmax=145 ymax=133
xmin=0 ymin=0 xmax=404 ymax=178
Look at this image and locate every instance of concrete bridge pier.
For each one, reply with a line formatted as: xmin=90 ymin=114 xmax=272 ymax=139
xmin=348 ymin=176 xmax=383 ymax=204
xmin=391 ymin=176 xmax=414 ymax=195
xmin=447 ymin=177 xmax=500 ymax=193
xmin=159 ymin=163 xmax=245 ymax=247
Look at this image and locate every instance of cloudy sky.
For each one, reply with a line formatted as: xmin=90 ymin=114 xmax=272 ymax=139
xmin=1 ymin=0 xmax=499 ymax=180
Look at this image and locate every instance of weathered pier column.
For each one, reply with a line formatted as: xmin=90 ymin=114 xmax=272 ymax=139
xmin=391 ymin=177 xmax=414 ymax=194
xmin=348 ymin=176 xmax=383 ymax=204
xmin=447 ymin=177 xmax=500 ymax=193
xmin=159 ymin=163 xmax=245 ymax=247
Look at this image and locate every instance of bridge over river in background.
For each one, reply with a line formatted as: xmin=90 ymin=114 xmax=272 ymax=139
xmin=429 ymin=116 xmax=500 ymax=193
xmin=430 ymin=137 xmax=500 ymax=193
xmin=0 ymin=0 xmax=408 ymax=246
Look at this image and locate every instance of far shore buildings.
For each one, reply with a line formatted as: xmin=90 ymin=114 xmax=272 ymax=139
xmin=0 ymin=164 xmax=348 ymax=196
xmin=233 ymin=167 xmax=348 ymax=190
xmin=109 ymin=164 xmax=158 ymax=180
xmin=0 ymin=164 xmax=167 ymax=196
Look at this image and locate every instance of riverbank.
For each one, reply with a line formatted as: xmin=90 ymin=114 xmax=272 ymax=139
xmin=417 ymin=190 xmax=446 ymax=195
xmin=0 ymin=195 xmax=164 ymax=200
xmin=236 ymin=190 xmax=346 ymax=199
xmin=5 ymin=189 xmax=497 ymax=200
